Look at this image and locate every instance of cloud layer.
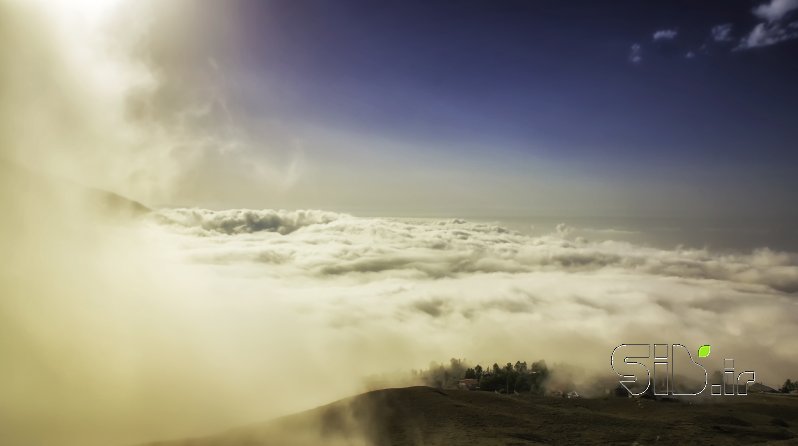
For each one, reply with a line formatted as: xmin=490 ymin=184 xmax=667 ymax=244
xmin=155 ymin=208 xmax=798 ymax=293
xmin=5 ymin=198 xmax=798 ymax=445
xmin=148 ymin=208 xmax=798 ymax=402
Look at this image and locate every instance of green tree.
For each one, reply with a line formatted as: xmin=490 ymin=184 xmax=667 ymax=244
xmin=480 ymin=371 xmax=503 ymax=391
xmin=529 ymin=360 xmax=549 ymax=394
xmin=515 ymin=373 xmax=531 ymax=392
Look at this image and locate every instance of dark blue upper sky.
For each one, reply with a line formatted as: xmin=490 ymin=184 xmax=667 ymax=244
xmin=226 ymin=0 xmax=797 ymax=158
xmin=148 ymin=0 xmax=798 ymax=216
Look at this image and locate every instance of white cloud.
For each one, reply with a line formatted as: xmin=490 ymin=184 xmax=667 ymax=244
xmin=555 ymin=222 xmax=573 ymax=236
xmin=685 ymin=51 xmax=696 ymax=59
xmin=737 ymin=21 xmax=798 ymax=49
xmin=628 ymin=43 xmax=643 ymax=63
xmin=155 ymin=209 xmax=798 ymax=292
xmin=738 ymin=0 xmax=798 ymax=49
xmin=653 ymin=29 xmax=678 ymax=40
xmin=155 ymin=208 xmax=344 ymax=235
xmin=711 ymin=23 xmax=734 ymax=42
xmin=753 ymin=0 xmax=798 ymax=21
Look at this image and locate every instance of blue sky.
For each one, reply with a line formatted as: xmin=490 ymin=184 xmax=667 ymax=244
xmin=139 ymin=0 xmax=798 ymax=217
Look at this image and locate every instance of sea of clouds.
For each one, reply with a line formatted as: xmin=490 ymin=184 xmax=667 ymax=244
xmin=155 ymin=208 xmax=798 ymax=292
xmin=5 ymin=199 xmax=797 ymax=446
xmin=151 ymin=208 xmax=798 ymax=388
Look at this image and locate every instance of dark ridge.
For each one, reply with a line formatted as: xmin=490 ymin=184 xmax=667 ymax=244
xmin=137 ymin=386 xmax=798 ymax=446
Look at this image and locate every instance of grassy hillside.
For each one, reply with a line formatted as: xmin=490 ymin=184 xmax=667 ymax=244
xmin=141 ymin=386 xmax=798 ymax=445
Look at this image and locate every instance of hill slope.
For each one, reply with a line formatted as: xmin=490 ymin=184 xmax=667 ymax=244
xmin=0 ymin=158 xmax=149 ymax=216
xmin=142 ymin=386 xmax=798 ymax=445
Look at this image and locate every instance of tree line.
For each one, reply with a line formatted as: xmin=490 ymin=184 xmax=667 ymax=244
xmin=413 ymin=358 xmax=552 ymax=394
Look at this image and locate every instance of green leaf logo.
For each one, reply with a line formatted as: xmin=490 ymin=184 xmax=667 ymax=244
xmin=698 ymin=345 xmax=711 ymax=358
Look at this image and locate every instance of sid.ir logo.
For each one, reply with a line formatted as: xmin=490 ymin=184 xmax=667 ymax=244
xmin=611 ymin=344 xmax=755 ymax=396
